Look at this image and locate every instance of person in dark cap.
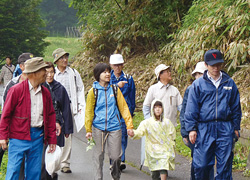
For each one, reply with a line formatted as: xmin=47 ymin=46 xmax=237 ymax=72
xmin=185 ymin=49 xmax=241 ymax=179
xmin=0 ymin=57 xmax=57 ymax=180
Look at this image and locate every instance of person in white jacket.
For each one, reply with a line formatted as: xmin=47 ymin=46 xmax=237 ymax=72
xmin=52 ymin=48 xmax=86 ymax=173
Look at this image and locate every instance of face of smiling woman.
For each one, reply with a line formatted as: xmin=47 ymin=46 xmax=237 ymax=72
xmin=99 ymin=69 xmax=111 ymax=87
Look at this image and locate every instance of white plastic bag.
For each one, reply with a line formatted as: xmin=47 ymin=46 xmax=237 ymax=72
xmin=45 ymin=145 xmax=62 ymax=175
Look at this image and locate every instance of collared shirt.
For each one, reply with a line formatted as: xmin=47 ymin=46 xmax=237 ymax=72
xmin=207 ymin=71 xmax=222 ymax=88
xmin=28 ymin=81 xmax=44 ymax=127
xmin=55 ymin=66 xmax=71 ymax=98
xmin=143 ymin=81 xmax=183 ymax=126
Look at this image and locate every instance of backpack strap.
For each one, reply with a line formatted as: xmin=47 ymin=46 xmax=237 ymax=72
xmin=124 ymin=73 xmax=131 ymax=87
xmin=111 ymin=84 xmax=118 ymax=107
xmin=93 ymin=88 xmax=98 ymax=110
xmin=71 ymin=67 xmax=77 ymax=85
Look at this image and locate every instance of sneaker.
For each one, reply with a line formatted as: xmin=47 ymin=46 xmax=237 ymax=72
xmin=61 ymin=167 xmax=72 ymax=173
xmin=120 ymin=162 xmax=126 ymax=171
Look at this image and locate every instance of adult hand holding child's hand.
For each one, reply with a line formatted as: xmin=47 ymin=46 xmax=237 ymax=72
xmin=127 ymin=129 xmax=134 ymax=137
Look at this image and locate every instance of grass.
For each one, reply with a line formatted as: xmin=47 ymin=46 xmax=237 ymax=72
xmin=43 ymin=37 xmax=83 ymax=63
xmin=0 ymin=150 xmax=8 ymax=179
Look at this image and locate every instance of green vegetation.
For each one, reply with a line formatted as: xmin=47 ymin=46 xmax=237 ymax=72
xmin=43 ymin=37 xmax=82 ymax=62
xmin=40 ymin=0 xmax=78 ymax=37
xmin=233 ymin=142 xmax=249 ymax=170
xmin=0 ymin=0 xmax=49 ymax=65
xmin=0 ymin=150 xmax=8 ymax=179
xmin=71 ymin=0 xmax=192 ymax=57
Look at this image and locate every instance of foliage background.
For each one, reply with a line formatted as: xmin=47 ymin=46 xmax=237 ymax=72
xmin=0 ymin=0 xmax=49 ymax=65
xmin=40 ymin=0 xmax=78 ymax=37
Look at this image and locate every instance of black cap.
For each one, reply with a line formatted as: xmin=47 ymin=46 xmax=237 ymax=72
xmin=204 ymin=49 xmax=224 ymax=66
xmin=18 ymin=53 xmax=33 ymax=64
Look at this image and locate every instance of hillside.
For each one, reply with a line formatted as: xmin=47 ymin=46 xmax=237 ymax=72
xmin=71 ymin=0 xmax=250 ymax=129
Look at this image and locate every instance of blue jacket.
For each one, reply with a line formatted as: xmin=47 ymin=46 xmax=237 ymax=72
xmin=185 ymin=70 xmax=241 ymax=132
xmin=91 ymin=82 xmax=121 ymax=131
xmin=110 ymin=70 xmax=136 ymax=117
xmin=179 ymin=85 xmax=191 ymax=138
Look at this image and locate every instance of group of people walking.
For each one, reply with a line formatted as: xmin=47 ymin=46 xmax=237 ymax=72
xmin=0 ymin=48 xmax=241 ymax=180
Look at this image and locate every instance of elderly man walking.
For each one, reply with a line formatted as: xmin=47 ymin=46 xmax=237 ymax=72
xmin=52 ymin=48 xmax=85 ymax=173
xmin=0 ymin=57 xmax=57 ymax=180
xmin=143 ymin=64 xmax=182 ymax=125
xmin=185 ymin=49 xmax=241 ymax=180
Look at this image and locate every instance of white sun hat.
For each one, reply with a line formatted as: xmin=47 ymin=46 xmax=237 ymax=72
xmin=192 ymin=61 xmax=207 ymax=76
xmin=110 ymin=54 xmax=124 ymax=64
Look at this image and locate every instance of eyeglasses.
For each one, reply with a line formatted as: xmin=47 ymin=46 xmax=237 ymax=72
xmin=59 ymin=55 xmax=69 ymax=61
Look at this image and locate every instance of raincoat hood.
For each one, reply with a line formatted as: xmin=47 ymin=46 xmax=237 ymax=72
xmin=151 ymin=99 xmax=164 ymax=121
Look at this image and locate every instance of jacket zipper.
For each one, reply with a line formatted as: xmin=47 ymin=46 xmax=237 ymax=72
xmin=216 ymin=88 xmax=218 ymax=121
xmin=105 ymin=87 xmax=108 ymax=131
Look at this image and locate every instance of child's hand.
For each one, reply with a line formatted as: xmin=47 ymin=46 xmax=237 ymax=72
xmin=127 ymin=129 xmax=134 ymax=137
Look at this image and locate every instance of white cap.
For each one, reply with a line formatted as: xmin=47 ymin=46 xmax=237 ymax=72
xmin=110 ymin=54 xmax=124 ymax=64
xmin=192 ymin=61 xmax=207 ymax=76
xmin=155 ymin=64 xmax=170 ymax=79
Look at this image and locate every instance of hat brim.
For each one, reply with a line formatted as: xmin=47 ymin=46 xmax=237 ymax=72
xmin=156 ymin=66 xmax=170 ymax=79
xmin=23 ymin=63 xmax=49 ymax=74
xmin=206 ymin=59 xmax=224 ymax=66
xmin=53 ymin=52 xmax=69 ymax=64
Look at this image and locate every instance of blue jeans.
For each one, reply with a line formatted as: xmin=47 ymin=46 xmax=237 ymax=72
xmin=121 ymin=121 xmax=128 ymax=162
xmin=6 ymin=127 xmax=44 ymax=180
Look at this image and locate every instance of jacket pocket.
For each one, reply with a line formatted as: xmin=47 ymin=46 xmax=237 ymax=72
xmin=11 ymin=116 xmax=29 ymax=133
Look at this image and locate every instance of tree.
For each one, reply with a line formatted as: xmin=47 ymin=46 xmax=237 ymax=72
xmin=0 ymin=0 xmax=49 ymax=65
xmin=40 ymin=0 xmax=78 ymax=36
xmin=70 ymin=0 xmax=193 ymax=58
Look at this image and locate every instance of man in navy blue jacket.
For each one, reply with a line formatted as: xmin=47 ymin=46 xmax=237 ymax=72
xmin=110 ymin=54 xmax=136 ymax=171
xmin=185 ymin=49 xmax=241 ymax=180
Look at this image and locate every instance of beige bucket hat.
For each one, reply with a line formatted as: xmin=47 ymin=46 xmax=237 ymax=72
xmin=155 ymin=64 xmax=170 ymax=79
xmin=23 ymin=57 xmax=49 ymax=74
xmin=52 ymin=48 xmax=69 ymax=64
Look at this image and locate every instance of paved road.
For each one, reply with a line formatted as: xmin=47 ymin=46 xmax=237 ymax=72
xmin=58 ymin=128 xmax=248 ymax=180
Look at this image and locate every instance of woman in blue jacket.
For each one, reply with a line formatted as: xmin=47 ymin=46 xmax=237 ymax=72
xmin=85 ymin=63 xmax=134 ymax=180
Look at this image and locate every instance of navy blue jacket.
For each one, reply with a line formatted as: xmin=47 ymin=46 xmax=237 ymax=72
xmin=180 ymin=85 xmax=191 ymax=138
xmin=49 ymin=80 xmax=73 ymax=147
xmin=185 ymin=70 xmax=241 ymax=132
xmin=110 ymin=70 xmax=136 ymax=118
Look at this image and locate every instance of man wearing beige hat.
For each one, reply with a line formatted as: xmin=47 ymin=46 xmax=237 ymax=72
xmin=52 ymin=48 xmax=85 ymax=173
xmin=0 ymin=57 xmax=57 ymax=180
xmin=143 ymin=64 xmax=182 ymax=126
xmin=141 ymin=64 xmax=182 ymax=174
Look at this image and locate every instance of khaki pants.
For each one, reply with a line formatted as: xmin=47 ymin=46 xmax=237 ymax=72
xmin=60 ymin=134 xmax=72 ymax=168
xmin=92 ymin=127 xmax=122 ymax=180
xmin=60 ymin=105 xmax=74 ymax=169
